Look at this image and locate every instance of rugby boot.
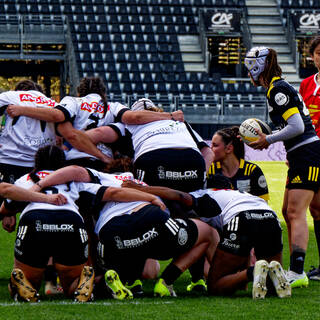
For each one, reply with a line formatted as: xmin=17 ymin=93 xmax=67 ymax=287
xmin=9 ymin=268 xmax=39 ymax=302
xmin=268 ymin=261 xmax=291 ymax=298
xmin=286 ymin=270 xmax=309 ymax=288
xmin=252 ymin=260 xmax=269 ymax=299
xmin=307 ymin=266 xmax=320 ymax=281
xmin=154 ymin=278 xmax=177 ymax=297
xmin=105 ymin=270 xmax=133 ymax=300
xmin=186 ymin=279 xmax=207 ymax=293
xmin=74 ymin=266 xmax=95 ymax=302
xmin=125 ymin=279 xmax=144 ymax=297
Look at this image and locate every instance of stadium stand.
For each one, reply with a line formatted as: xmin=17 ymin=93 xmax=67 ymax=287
xmin=0 ymin=0 xmax=316 ymax=136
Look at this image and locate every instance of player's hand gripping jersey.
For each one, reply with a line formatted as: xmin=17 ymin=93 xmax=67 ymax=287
xmin=267 ymin=77 xmax=316 ymax=151
xmin=0 ymin=91 xmax=57 ymax=166
xmin=56 ymin=94 xmax=129 ymax=160
xmin=5 ymin=170 xmax=107 ymax=220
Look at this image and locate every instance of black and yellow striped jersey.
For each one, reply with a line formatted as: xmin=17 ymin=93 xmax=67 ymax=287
xmin=207 ymin=158 xmax=269 ymax=201
xmin=267 ymin=76 xmax=316 ymax=151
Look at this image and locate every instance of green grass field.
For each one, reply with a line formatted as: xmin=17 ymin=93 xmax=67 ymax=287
xmin=0 ymin=161 xmax=319 ymax=320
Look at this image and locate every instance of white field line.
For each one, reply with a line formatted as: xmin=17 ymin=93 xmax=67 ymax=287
xmin=0 ymin=300 xmax=174 ymax=307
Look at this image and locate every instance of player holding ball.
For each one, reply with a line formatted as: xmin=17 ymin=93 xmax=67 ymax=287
xmin=244 ymin=46 xmax=320 ymax=288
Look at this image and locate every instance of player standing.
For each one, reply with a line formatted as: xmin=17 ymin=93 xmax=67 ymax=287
xmin=299 ymin=35 xmax=320 ymax=281
xmin=245 ymin=46 xmax=320 ymax=288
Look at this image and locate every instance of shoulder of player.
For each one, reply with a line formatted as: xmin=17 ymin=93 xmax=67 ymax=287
xmin=301 ymin=73 xmax=316 ymax=85
xmin=238 ymin=160 xmax=263 ymax=176
xmin=268 ymin=80 xmax=297 ymax=107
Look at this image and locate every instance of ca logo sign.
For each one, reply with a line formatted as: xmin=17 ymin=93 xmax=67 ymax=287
xmin=299 ymin=13 xmax=320 ymax=27
xmin=211 ymin=13 xmax=233 ymax=25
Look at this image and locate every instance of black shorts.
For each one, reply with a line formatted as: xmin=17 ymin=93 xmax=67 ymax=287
xmin=15 ymin=210 xmax=88 ymax=268
xmin=97 ymin=204 xmax=198 ymax=281
xmin=286 ymin=141 xmax=320 ymax=192
xmin=134 ymin=148 xmax=206 ymax=192
xmin=218 ymin=210 xmax=283 ymax=258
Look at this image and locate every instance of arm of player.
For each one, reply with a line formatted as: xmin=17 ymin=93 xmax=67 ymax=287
xmin=85 ymin=126 xmax=120 ymax=144
xmin=121 ymin=109 xmax=184 ymax=124
xmin=102 ymin=186 xmax=166 ymax=210
xmin=31 ymin=165 xmax=91 ymax=192
xmin=57 ymin=122 xmax=113 ymax=164
xmin=200 ymin=146 xmax=214 ymax=173
xmin=121 ymin=180 xmax=193 ymax=207
xmin=250 ymin=113 xmax=305 ymax=150
xmin=0 ymin=182 xmax=67 ymax=205
xmin=6 ymin=105 xmax=65 ymax=122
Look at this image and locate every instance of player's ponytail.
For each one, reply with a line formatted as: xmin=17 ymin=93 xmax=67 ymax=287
xmin=29 ymin=145 xmax=66 ymax=183
xmin=259 ymin=48 xmax=282 ymax=87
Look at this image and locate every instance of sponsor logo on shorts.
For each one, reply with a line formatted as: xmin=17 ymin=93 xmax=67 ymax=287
xmin=291 ymin=175 xmax=302 ymax=184
xmin=14 ymin=248 xmax=23 ymax=256
xmin=35 ymin=220 xmax=74 ymax=232
xmin=158 ymin=166 xmax=198 ymax=180
xmin=221 ymin=238 xmax=240 ymax=249
xmin=244 ymin=211 xmax=274 ymax=220
xmin=178 ymin=228 xmax=188 ymax=245
xmin=115 ymin=228 xmax=159 ymax=249
xmin=230 ymin=233 xmax=237 ymax=241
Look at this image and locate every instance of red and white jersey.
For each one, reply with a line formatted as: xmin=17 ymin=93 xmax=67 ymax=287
xmin=0 ymin=91 xmax=57 ymax=166
xmin=300 ymin=73 xmax=320 ymax=137
xmin=57 ymin=93 xmax=129 ymax=160
xmin=126 ymin=120 xmax=203 ymax=161
xmin=9 ymin=170 xmax=105 ymax=220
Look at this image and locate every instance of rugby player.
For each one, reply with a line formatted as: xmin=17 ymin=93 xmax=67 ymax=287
xmin=245 ymin=46 xmax=320 ymax=288
xmin=299 ymin=35 xmax=320 ymax=281
xmin=120 ymin=176 xmax=291 ymax=299
xmin=7 ymin=78 xmax=185 ymax=170
xmin=86 ymin=98 xmax=213 ymax=192
xmin=31 ymin=164 xmax=219 ymax=298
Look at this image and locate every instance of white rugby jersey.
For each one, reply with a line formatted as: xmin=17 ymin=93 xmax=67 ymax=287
xmin=190 ymin=188 xmax=273 ymax=227
xmin=0 ymin=91 xmax=57 ymax=166
xmin=126 ymin=120 xmax=203 ymax=161
xmin=57 ymin=94 xmax=129 ymax=160
xmin=86 ymin=168 xmax=152 ymax=234
xmin=9 ymin=170 xmax=105 ymax=220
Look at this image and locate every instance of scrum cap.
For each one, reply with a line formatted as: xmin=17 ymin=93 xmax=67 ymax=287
xmin=244 ymin=47 xmax=269 ymax=81
xmin=131 ymin=98 xmax=157 ymax=111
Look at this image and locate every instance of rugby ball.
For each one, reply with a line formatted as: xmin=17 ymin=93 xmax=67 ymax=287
xmin=239 ymin=118 xmax=272 ymax=145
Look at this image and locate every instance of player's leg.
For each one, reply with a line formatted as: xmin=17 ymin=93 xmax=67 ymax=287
xmin=9 ymin=210 xmax=50 ymax=302
xmin=285 ymin=188 xmax=313 ymax=286
xmin=55 ymin=263 xmax=94 ymax=302
xmin=9 ymin=259 xmax=43 ymax=302
xmin=154 ymin=219 xmax=219 ymax=297
xmin=282 ymin=188 xmax=291 ymax=250
xmin=254 ymin=211 xmax=291 ymax=298
xmin=207 ymin=248 xmax=249 ymax=295
xmin=53 ymin=210 xmax=92 ymax=301
xmin=307 ymin=188 xmax=320 ymax=280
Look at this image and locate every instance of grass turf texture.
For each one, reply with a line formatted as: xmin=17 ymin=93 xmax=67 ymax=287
xmin=0 ymin=161 xmax=319 ymax=319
